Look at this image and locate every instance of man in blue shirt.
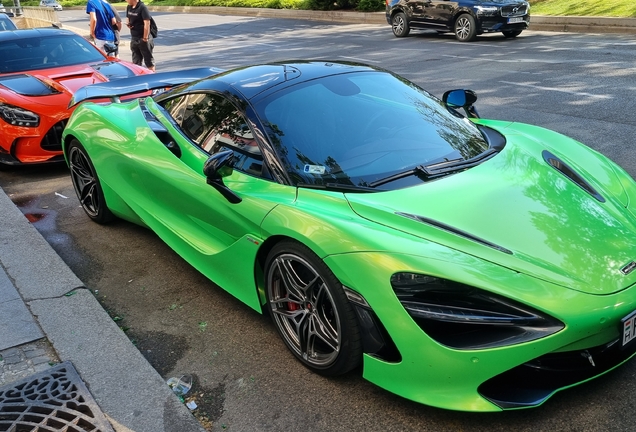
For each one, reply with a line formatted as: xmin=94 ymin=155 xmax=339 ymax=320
xmin=86 ymin=0 xmax=115 ymax=52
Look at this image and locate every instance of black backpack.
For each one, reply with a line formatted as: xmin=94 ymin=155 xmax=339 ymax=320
xmin=150 ymin=16 xmax=157 ymax=38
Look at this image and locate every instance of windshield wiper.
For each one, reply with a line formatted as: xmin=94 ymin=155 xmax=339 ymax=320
xmin=297 ymin=183 xmax=378 ymax=193
xmin=369 ymin=148 xmax=498 ymax=188
xmin=422 ymin=148 xmax=497 ymax=174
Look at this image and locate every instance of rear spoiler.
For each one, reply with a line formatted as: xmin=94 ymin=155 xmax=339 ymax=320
xmin=68 ymin=67 xmax=225 ymax=108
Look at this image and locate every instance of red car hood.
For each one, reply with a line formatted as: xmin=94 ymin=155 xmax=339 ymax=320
xmin=0 ymin=61 xmax=144 ymax=107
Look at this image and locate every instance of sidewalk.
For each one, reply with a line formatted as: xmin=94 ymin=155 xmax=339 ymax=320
xmin=0 ymin=188 xmax=204 ymax=432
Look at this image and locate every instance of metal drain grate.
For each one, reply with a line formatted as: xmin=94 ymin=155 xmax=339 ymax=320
xmin=0 ymin=361 xmax=114 ymax=432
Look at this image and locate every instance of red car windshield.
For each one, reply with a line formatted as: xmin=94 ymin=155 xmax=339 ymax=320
xmin=0 ymin=34 xmax=105 ymax=74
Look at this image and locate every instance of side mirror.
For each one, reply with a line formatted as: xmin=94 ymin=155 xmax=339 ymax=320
xmin=442 ymin=89 xmax=480 ymax=118
xmin=203 ymin=150 xmax=242 ymax=204
xmin=103 ymin=42 xmax=117 ymax=56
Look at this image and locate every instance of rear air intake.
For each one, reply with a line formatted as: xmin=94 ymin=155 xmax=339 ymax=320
xmin=542 ymin=150 xmax=605 ymax=203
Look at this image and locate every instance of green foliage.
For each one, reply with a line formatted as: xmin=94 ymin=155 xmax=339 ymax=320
xmin=356 ymin=0 xmax=383 ymax=12
xmin=336 ymin=0 xmax=357 ymax=10
xmin=305 ymin=0 xmax=334 ymax=11
xmin=280 ymin=0 xmax=307 ymax=9
xmin=530 ymin=0 xmax=636 ymax=17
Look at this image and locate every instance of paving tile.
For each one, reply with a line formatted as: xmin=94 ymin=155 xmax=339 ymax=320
xmin=0 ymin=267 xmax=19 ymax=303
xmin=0 ymin=298 xmax=43 ymax=351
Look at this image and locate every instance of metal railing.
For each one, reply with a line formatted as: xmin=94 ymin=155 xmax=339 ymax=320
xmin=11 ymin=6 xmax=60 ymax=29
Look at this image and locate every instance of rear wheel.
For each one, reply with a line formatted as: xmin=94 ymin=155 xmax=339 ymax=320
xmin=391 ymin=12 xmax=410 ymax=37
xmin=68 ymin=139 xmax=115 ymax=224
xmin=503 ymin=30 xmax=522 ymax=38
xmin=265 ymin=241 xmax=361 ymax=376
xmin=454 ymin=14 xmax=477 ymax=42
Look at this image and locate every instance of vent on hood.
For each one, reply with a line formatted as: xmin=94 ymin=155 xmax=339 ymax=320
xmin=0 ymin=74 xmax=60 ymax=96
xmin=542 ymin=150 xmax=605 ymax=203
xmin=396 ymin=213 xmax=513 ymax=255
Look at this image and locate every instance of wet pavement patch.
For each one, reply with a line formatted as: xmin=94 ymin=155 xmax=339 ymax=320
xmin=0 ymin=361 xmax=114 ymax=432
xmin=132 ymin=331 xmax=190 ymax=377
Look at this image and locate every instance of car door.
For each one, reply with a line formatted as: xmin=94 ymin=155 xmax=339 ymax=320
xmin=133 ymin=92 xmax=294 ymax=309
xmin=424 ymin=0 xmax=459 ymax=30
xmin=407 ymin=0 xmax=457 ymax=30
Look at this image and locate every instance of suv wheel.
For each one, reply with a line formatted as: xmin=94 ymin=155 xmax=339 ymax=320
xmin=391 ymin=12 xmax=410 ymax=37
xmin=503 ymin=30 xmax=522 ymax=38
xmin=454 ymin=14 xmax=476 ymax=42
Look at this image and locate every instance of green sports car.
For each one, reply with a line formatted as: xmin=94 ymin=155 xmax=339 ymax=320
xmin=61 ymin=61 xmax=636 ymax=412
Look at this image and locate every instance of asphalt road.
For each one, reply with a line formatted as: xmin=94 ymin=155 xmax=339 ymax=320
xmin=2 ymin=10 xmax=636 ymax=431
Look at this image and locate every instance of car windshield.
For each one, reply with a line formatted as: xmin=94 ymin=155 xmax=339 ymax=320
xmin=255 ymin=71 xmax=490 ymax=190
xmin=0 ymin=34 xmax=104 ymax=73
xmin=0 ymin=16 xmax=15 ymax=31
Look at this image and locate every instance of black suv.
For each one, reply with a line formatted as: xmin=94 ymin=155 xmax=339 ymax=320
xmin=386 ymin=0 xmax=530 ymax=42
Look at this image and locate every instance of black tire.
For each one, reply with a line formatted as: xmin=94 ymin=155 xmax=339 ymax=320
xmin=454 ymin=14 xmax=477 ymax=42
xmin=68 ymin=139 xmax=115 ymax=224
xmin=265 ymin=241 xmax=361 ymax=376
xmin=391 ymin=12 xmax=410 ymax=37
xmin=503 ymin=30 xmax=522 ymax=38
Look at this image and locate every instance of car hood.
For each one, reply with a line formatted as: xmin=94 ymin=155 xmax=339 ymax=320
xmin=345 ymin=121 xmax=636 ymax=295
xmin=0 ymin=62 xmax=137 ymax=105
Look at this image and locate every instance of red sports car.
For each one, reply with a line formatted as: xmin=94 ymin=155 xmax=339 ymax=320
xmin=0 ymin=27 xmax=152 ymax=166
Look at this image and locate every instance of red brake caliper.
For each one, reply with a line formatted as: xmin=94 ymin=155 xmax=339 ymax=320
xmin=285 ymin=288 xmax=299 ymax=311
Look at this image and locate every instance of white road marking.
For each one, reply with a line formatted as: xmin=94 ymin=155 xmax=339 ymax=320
xmin=499 ymin=81 xmax=612 ymax=99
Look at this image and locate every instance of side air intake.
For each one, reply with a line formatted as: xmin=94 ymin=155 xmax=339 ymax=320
xmin=396 ymin=213 xmax=513 ymax=255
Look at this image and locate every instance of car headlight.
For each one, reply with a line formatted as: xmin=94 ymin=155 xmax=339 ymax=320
xmin=391 ymin=273 xmax=564 ymax=350
xmin=0 ymin=103 xmax=40 ymax=127
xmin=475 ymin=6 xmax=499 ymax=16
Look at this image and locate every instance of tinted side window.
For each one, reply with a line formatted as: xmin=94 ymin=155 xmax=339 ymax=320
xmin=162 ymin=93 xmax=212 ymax=142
xmin=161 ymin=94 xmax=189 ymax=130
xmin=163 ymin=93 xmax=264 ymax=177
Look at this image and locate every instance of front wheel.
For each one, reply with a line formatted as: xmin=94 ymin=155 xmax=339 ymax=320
xmin=68 ymin=139 xmax=115 ymax=224
xmin=503 ymin=30 xmax=522 ymax=38
xmin=265 ymin=241 xmax=361 ymax=376
xmin=454 ymin=14 xmax=477 ymax=42
xmin=391 ymin=12 xmax=410 ymax=37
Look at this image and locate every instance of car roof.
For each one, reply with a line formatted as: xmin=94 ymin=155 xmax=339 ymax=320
xmin=0 ymin=27 xmax=75 ymax=41
xmin=191 ymin=60 xmax=381 ymax=101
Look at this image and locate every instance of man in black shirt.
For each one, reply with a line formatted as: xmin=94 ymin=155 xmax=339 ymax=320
xmin=125 ymin=0 xmax=155 ymax=71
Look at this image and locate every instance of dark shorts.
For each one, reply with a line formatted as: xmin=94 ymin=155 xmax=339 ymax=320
xmin=130 ymin=37 xmax=154 ymax=69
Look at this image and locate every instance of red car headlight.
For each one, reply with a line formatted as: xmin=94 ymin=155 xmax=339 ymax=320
xmin=0 ymin=103 xmax=40 ymax=127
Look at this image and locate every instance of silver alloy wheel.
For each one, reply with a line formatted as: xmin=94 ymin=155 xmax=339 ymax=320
xmin=69 ymin=146 xmax=99 ymax=218
xmin=392 ymin=15 xmax=405 ymax=36
xmin=267 ymin=253 xmax=341 ymax=367
xmin=456 ymin=16 xmax=471 ymax=40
